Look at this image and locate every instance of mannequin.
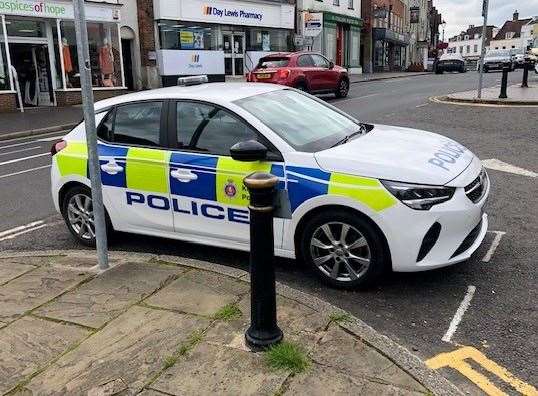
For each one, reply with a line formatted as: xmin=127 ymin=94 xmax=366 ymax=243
xmin=62 ymin=37 xmax=73 ymax=87
xmin=99 ymin=37 xmax=114 ymax=86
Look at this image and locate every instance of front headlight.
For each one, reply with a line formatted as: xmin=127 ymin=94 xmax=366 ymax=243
xmin=381 ymin=180 xmax=455 ymax=210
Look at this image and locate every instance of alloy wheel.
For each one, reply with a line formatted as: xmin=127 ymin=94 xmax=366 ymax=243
xmin=310 ymin=222 xmax=371 ymax=282
xmin=67 ymin=193 xmax=95 ymax=240
xmin=339 ymin=80 xmax=349 ymax=96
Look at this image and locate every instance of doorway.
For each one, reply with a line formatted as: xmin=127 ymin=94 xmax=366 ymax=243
xmin=222 ymin=32 xmax=245 ymax=77
xmin=9 ymin=43 xmax=54 ymax=107
xmin=121 ymin=38 xmax=134 ymax=90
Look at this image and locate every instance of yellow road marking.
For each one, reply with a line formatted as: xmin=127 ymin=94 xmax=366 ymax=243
xmin=426 ymin=346 xmax=538 ymax=396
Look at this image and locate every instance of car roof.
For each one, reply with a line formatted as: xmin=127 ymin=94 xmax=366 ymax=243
xmin=94 ymin=83 xmax=285 ymax=111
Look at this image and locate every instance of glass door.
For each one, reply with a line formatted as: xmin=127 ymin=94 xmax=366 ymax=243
xmin=222 ymin=32 xmax=245 ymax=76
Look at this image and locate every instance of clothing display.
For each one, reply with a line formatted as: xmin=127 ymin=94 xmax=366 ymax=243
xmin=99 ymin=45 xmax=114 ymax=75
xmin=62 ymin=44 xmax=73 ymax=73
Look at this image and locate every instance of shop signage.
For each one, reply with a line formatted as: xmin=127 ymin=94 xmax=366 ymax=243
xmin=303 ymin=12 xmax=323 ymax=37
xmin=410 ymin=7 xmax=420 ymax=24
xmin=0 ymin=0 xmax=120 ymax=22
xmin=157 ymin=49 xmax=225 ymax=76
xmin=154 ymin=0 xmax=294 ymax=29
xmin=323 ymin=12 xmax=363 ymax=27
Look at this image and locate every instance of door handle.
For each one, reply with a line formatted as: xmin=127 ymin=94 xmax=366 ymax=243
xmin=100 ymin=161 xmax=124 ymax=175
xmin=171 ymin=169 xmax=198 ymax=183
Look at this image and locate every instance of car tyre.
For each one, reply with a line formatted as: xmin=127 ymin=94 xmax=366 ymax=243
xmin=335 ymin=78 xmax=349 ymax=98
xmin=61 ymin=185 xmax=112 ymax=247
xmin=299 ymin=210 xmax=388 ymax=289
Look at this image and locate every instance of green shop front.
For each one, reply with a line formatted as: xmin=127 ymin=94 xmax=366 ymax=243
xmin=322 ymin=12 xmax=362 ymax=74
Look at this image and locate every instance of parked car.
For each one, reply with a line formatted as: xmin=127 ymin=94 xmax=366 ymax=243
xmin=435 ymin=53 xmax=466 ymax=74
xmin=479 ymin=49 xmax=514 ymax=72
xmin=510 ymin=48 xmax=533 ymax=68
xmin=247 ymin=52 xmax=350 ymax=98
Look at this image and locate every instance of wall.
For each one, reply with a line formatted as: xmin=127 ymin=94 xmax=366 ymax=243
xmin=56 ymin=89 xmax=127 ymax=107
xmin=299 ymin=0 xmax=360 ymax=18
xmin=0 ymin=93 xmax=16 ymax=112
xmin=489 ymin=37 xmax=524 ymax=50
xmin=137 ymin=0 xmax=159 ymax=89
xmin=447 ymin=38 xmax=483 ymax=59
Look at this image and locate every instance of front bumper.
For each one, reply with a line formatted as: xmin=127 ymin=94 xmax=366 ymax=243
xmin=381 ymin=167 xmax=490 ymax=272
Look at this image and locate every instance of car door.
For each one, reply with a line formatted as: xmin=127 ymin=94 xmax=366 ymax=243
xmin=311 ymin=54 xmax=338 ymax=90
xmin=296 ymin=54 xmax=320 ymax=91
xmin=96 ymin=100 xmax=174 ymax=233
xmin=168 ymin=100 xmax=285 ymax=246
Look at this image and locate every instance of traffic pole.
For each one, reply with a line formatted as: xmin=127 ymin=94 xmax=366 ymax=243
xmin=499 ymin=67 xmax=509 ymax=99
xmin=244 ymin=172 xmax=283 ymax=351
xmin=477 ymin=0 xmax=489 ymax=99
xmin=73 ymin=0 xmax=109 ymax=270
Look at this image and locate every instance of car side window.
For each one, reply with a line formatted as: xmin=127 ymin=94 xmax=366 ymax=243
xmin=297 ymin=55 xmax=315 ymax=67
xmin=311 ymin=54 xmax=330 ymax=68
xmin=177 ymin=101 xmax=258 ymax=156
xmin=113 ymin=102 xmax=163 ymax=147
xmin=97 ymin=110 xmax=114 ymax=142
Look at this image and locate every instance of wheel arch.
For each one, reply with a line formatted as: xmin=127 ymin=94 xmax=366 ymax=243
xmin=293 ymin=204 xmax=392 ymax=270
xmin=58 ymin=180 xmax=91 ymax=215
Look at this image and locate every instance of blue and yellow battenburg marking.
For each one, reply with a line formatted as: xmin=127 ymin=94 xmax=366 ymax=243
xmin=55 ymin=142 xmax=396 ymax=214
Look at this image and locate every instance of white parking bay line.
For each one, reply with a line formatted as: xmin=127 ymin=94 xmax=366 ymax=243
xmin=0 ymin=224 xmax=49 ymax=242
xmin=0 ymin=164 xmax=51 ymax=180
xmin=37 ymin=135 xmax=64 ymax=142
xmin=416 ymin=103 xmax=429 ymax=108
xmin=0 ymin=220 xmax=45 ymax=238
xmin=0 ymin=152 xmax=49 ymax=166
xmin=482 ymin=231 xmax=506 ymax=263
xmin=482 ymin=158 xmax=537 ymax=178
xmin=442 ymin=285 xmax=476 ymax=343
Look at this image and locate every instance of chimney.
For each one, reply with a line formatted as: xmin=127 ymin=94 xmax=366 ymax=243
xmin=513 ymin=10 xmax=519 ymax=21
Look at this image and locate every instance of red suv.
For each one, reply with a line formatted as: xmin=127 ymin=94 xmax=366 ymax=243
xmin=247 ymin=52 xmax=350 ymax=98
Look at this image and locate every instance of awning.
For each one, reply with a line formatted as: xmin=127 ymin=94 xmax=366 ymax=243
xmin=323 ymin=11 xmax=363 ymax=28
xmin=373 ymin=28 xmax=409 ymax=46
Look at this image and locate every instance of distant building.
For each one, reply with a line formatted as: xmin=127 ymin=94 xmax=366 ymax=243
xmin=489 ymin=11 xmax=532 ymax=51
xmin=447 ymin=25 xmax=497 ymax=61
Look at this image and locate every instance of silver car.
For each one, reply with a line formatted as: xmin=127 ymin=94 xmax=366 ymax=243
xmin=480 ymin=49 xmax=514 ymax=72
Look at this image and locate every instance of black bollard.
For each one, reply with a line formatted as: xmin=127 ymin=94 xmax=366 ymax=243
xmin=244 ymin=172 xmax=283 ymax=350
xmin=522 ymin=62 xmax=530 ymax=88
xmin=499 ymin=67 xmax=509 ymax=99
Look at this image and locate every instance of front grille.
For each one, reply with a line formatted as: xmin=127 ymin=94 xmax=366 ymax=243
xmin=451 ymin=219 xmax=483 ymax=258
xmin=465 ymin=169 xmax=488 ymax=203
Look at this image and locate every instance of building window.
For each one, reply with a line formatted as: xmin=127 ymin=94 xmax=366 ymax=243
xmin=246 ymin=28 xmax=291 ymax=52
xmin=0 ymin=20 xmax=10 ymax=91
xmin=158 ymin=20 xmax=219 ymax=51
xmin=459 ymin=46 xmax=463 ymax=53
xmin=333 ymin=0 xmax=340 ymax=5
xmin=466 ymin=45 xmax=470 ymax=53
xmin=60 ymin=20 xmax=122 ymax=89
xmin=348 ymin=0 xmax=354 ymax=9
xmin=474 ymin=44 xmax=478 ymax=52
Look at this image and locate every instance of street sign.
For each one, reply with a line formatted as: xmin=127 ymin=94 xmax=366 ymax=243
xmin=303 ymin=12 xmax=323 ymax=37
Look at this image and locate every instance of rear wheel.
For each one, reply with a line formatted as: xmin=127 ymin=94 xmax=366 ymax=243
xmin=61 ymin=185 xmax=112 ymax=247
xmin=299 ymin=210 xmax=388 ymax=289
xmin=335 ymin=78 xmax=349 ymax=98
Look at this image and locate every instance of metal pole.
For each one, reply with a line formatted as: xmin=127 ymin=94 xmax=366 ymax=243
xmin=521 ymin=62 xmax=529 ymax=88
xmin=73 ymin=0 xmax=109 ymax=270
xmin=477 ymin=0 xmax=489 ymax=99
xmin=499 ymin=66 xmax=509 ymax=99
xmin=244 ymin=172 xmax=283 ymax=351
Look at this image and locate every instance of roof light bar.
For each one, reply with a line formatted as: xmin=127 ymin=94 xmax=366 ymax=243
xmin=177 ymin=75 xmax=209 ymax=86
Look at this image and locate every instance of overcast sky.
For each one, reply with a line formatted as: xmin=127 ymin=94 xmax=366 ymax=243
xmin=435 ymin=0 xmax=538 ymax=40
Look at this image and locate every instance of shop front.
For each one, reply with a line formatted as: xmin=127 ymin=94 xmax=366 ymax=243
xmin=372 ymin=27 xmax=409 ymax=72
xmin=153 ymin=0 xmax=295 ymax=85
xmin=0 ymin=0 xmax=125 ymax=112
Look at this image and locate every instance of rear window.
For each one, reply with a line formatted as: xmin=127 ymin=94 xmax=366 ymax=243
xmin=258 ymin=57 xmax=289 ymax=68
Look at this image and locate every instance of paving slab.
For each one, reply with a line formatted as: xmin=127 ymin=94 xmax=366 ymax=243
xmin=35 ymin=262 xmax=185 ymax=329
xmin=0 ymin=316 xmax=89 ymax=394
xmin=145 ymin=269 xmax=249 ymax=316
xmin=150 ymin=341 xmax=289 ymax=396
xmin=0 ymin=265 xmax=89 ymax=324
xmin=0 ymin=261 xmax=36 ymax=285
xmin=285 ymin=363 xmax=426 ymax=395
xmin=24 ymin=305 xmax=209 ymax=395
xmin=312 ymin=325 xmax=427 ymax=393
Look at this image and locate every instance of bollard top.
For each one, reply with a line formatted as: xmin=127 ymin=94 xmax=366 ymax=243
xmin=244 ymin=172 xmax=279 ymax=189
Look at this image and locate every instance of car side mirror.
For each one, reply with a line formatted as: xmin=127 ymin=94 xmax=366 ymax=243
xmin=329 ymin=61 xmax=335 ymax=69
xmin=230 ymin=140 xmax=268 ymax=162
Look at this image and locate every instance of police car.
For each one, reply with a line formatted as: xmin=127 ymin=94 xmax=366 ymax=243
xmin=51 ymin=78 xmax=489 ymax=288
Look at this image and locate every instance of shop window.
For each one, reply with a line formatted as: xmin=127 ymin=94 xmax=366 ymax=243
xmin=0 ymin=20 xmax=9 ymax=91
xmin=246 ymin=28 xmax=291 ymax=52
xmin=158 ymin=20 xmax=219 ymax=50
xmin=5 ymin=18 xmax=46 ymax=38
xmin=324 ymin=24 xmax=337 ymax=62
xmin=60 ymin=20 xmax=122 ymax=89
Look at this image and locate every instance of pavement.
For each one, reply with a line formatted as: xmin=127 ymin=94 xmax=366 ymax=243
xmin=1 ymin=70 xmax=537 ymax=395
xmin=437 ymin=82 xmax=538 ymax=105
xmin=0 ymin=250 xmax=458 ymax=395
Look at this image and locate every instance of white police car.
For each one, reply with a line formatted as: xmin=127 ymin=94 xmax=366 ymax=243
xmin=51 ymin=79 xmax=489 ymax=288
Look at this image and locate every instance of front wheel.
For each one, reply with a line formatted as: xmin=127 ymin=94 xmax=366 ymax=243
xmin=61 ymin=185 xmax=112 ymax=247
xmin=335 ymin=78 xmax=349 ymax=98
xmin=299 ymin=210 xmax=388 ymax=289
